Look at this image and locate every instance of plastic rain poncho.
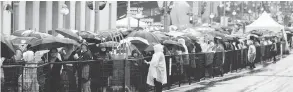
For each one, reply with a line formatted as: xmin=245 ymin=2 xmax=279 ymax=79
xmin=19 ymin=50 xmax=39 ymax=92
xmin=247 ymin=40 xmax=256 ymax=63
xmin=146 ymin=44 xmax=167 ymax=86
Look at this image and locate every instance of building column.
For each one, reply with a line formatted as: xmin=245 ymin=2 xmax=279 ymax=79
xmin=2 ymin=1 xmax=12 ymax=35
xmin=58 ymin=1 xmax=65 ymax=28
xmin=46 ymin=1 xmax=53 ymax=32
xmin=32 ymin=1 xmax=40 ymax=31
xmin=18 ymin=1 xmax=26 ymax=30
xmin=0 ymin=2 xmax=2 ymax=34
xmin=85 ymin=1 xmax=94 ymax=32
xmin=80 ymin=1 xmax=86 ymax=31
xmin=110 ymin=1 xmax=117 ymax=29
xmin=69 ymin=1 xmax=76 ymax=30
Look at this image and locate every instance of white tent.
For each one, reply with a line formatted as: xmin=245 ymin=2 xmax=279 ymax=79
xmin=116 ymin=17 xmax=148 ymax=27
xmin=246 ymin=11 xmax=284 ymax=33
xmin=246 ymin=11 xmax=290 ymax=53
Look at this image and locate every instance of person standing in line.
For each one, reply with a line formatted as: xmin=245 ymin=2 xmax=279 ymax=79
xmin=271 ymin=39 xmax=278 ymax=63
xmin=247 ymin=40 xmax=256 ymax=69
xmin=41 ymin=48 xmax=63 ymax=92
xmin=145 ymin=44 xmax=167 ymax=92
xmin=20 ymin=44 xmax=39 ymax=92
xmin=74 ymin=43 xmax=93 ymax=92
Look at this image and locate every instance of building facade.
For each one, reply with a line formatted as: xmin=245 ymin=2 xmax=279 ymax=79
xmin=0 ymin=1 xmax=117 ymax=35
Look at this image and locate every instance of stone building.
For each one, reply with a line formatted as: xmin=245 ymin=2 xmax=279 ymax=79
xmin=0 ymin=1 xmax=117 ymax=35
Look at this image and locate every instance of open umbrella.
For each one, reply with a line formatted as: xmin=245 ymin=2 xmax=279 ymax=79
xmin=1 ymin=36 xmax=15 ymax=58
xmin=50 ymin=28 xmax=81 ymax=42
xmin=11 ymin=30 xmax=34 ymax=37
xmin=183 ymin=34 xmax=199 ymax=41
xmin=11 ymin=37 xmax=38 ymax=45
xmin=77 ymin=31 xmax=101 ymax=43
xmin=120 ymin=37 xmax=149 ymax=51
xmin=166 ymin=31 xmax=185 ymax=37
xmin=12 ymin=30 xmax=54 ymax=39
xmin=152 ymin=31 xmax=170 ymax=42
xmin=163 ymin=40 xmax=181 ymax=46
xmin=127 ymin=31 xmax=161 ymax=44
xmin=99 ymin=41 xmax=119 ymax=48
xmin=30 ymin=36 xmax=79 ymax=51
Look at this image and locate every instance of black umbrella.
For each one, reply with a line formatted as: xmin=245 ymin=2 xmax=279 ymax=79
xmin=1 ymin=36 xmax=15 ymax=58
xmin=31 ymin=36 xmax=79 ymax=51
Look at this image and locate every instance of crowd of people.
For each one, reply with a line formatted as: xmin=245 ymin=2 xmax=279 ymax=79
xmin=0 ymin=28 xmax=287 ymax=92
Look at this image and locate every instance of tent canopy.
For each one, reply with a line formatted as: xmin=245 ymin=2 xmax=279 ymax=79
xmin=246 ymin=11 xmax=284 ymax=33
xmin=116 ymin=17 xmax=148 ymax=28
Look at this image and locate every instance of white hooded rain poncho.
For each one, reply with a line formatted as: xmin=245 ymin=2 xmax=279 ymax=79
xmin=146 ymin=44 xmax=167 ymax=86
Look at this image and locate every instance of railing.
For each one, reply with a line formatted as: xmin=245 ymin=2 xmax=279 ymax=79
xmin=1 ymin=42 xmax=288 ymax=92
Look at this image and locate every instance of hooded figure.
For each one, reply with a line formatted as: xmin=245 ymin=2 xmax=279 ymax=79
xmin=247 ymin=40 xmax=256 ymax=69
xmin=145 ymin=44 xmax=167 ymax=92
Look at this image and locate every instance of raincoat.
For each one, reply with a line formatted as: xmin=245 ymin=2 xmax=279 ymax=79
xmin=248 ymin=40 xmax=256 ymax=63
xmin=146 ymin=44 xmax=167 ymax=86
xmin=19 ymin=50 xmax=39 ymax=92
xmin=178 ymin=39 xmax=189 ymax=65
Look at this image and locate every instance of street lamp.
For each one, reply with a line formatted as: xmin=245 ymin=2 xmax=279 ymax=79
xmin=134 ymin=12 xmax=144 ymax=28
xmin=232 ymin=11 xmax=237 ymax=24
xmin=60 ymin=4 xmax=69 ymax=29
xmin=209 ymin=13 xmax=215 ymax=24
xmin=248 ymin=9 xmax=252 ymax=21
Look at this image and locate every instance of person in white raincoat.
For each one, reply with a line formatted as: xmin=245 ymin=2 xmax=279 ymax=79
xmin=145 ymin=44 xmax=167 ymax=92
xmin=19 ymin=45 xmax=39 ymax=92
xmin=247 ymin=40 xmax=256 ymax=69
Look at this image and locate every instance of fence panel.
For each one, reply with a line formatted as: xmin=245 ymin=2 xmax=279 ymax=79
xmin=1 ymin=43 xmax=289 ymax=92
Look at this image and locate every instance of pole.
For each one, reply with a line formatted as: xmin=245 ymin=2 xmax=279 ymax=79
xmin=127 ymin=1 xmax=131 ymax=29
xmin=94 ymin=1 xmax=100 ymax=33
xmin=164 ymin=1 xmax=168 ymax=32
xmin=138 ymin=19 xmax=140 ymax=28
xmin=223 ymin=1 xmax=226 ymax=17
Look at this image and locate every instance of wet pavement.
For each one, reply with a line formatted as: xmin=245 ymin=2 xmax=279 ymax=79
xmin=164 ymin=53 xmax=293 ymax=92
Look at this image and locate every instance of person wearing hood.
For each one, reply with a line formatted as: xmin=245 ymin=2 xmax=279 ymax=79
xmin=144 ymin=44 xmax=167 ymax=92
xmin=178 ymin=38 xmax=191 ymax=79
xmin=247 ymin=40 xmax=256 ymax=69
xmin=19 ymin=44 xmax=39 ymax=92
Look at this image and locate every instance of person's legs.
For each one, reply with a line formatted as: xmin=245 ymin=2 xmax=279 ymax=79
xmin=154 ymin=79 xmax=162 ymax=92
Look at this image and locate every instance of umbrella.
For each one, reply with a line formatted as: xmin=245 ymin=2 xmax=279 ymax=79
xmin=207 ymin=31 xmax=227 ymax=38
xmin=12 ymin=30 xmax=54 ymax=39
xmin=11 ymin=30 xmax=34 ymax=37
xmin=99 ymin=41 xmax=119 ymax=48
xmin=166 ymin=31 xmax=185 ymax=37
xmin=127 ymin=31 xmax=161 ymax=44
xmin=152 ymin=31 xmax=170 ymax=42
xmin=1 ymin=36 xmax=15 ymax=58
xmin=120 ymin=37 xmax=149 ymax=51
xmin=183 ymin=34 xmax=199 ymax=41
xmin=11 ymin=37 xmax=38 ymax=45
xmin=53 ymin=28 xmax=81 ymax=41
xmin=77 ymin=31 xmax=101 ymax=43
xmin=163 ymin=40 xmax=180 ymax=46
xmin=30 ymin=36 xmax=79 ymax=50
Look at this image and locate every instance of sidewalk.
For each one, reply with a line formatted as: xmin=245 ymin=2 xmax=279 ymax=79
xmin=163 ymin=53 xmax=292 ymax=92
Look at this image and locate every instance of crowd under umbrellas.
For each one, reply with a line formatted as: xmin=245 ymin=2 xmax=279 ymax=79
xmin=0 ymin=23 xmax=290 ymax=92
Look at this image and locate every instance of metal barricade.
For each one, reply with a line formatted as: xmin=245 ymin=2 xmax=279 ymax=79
xmin=1 ymin=43 xmax=289 ymax=92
